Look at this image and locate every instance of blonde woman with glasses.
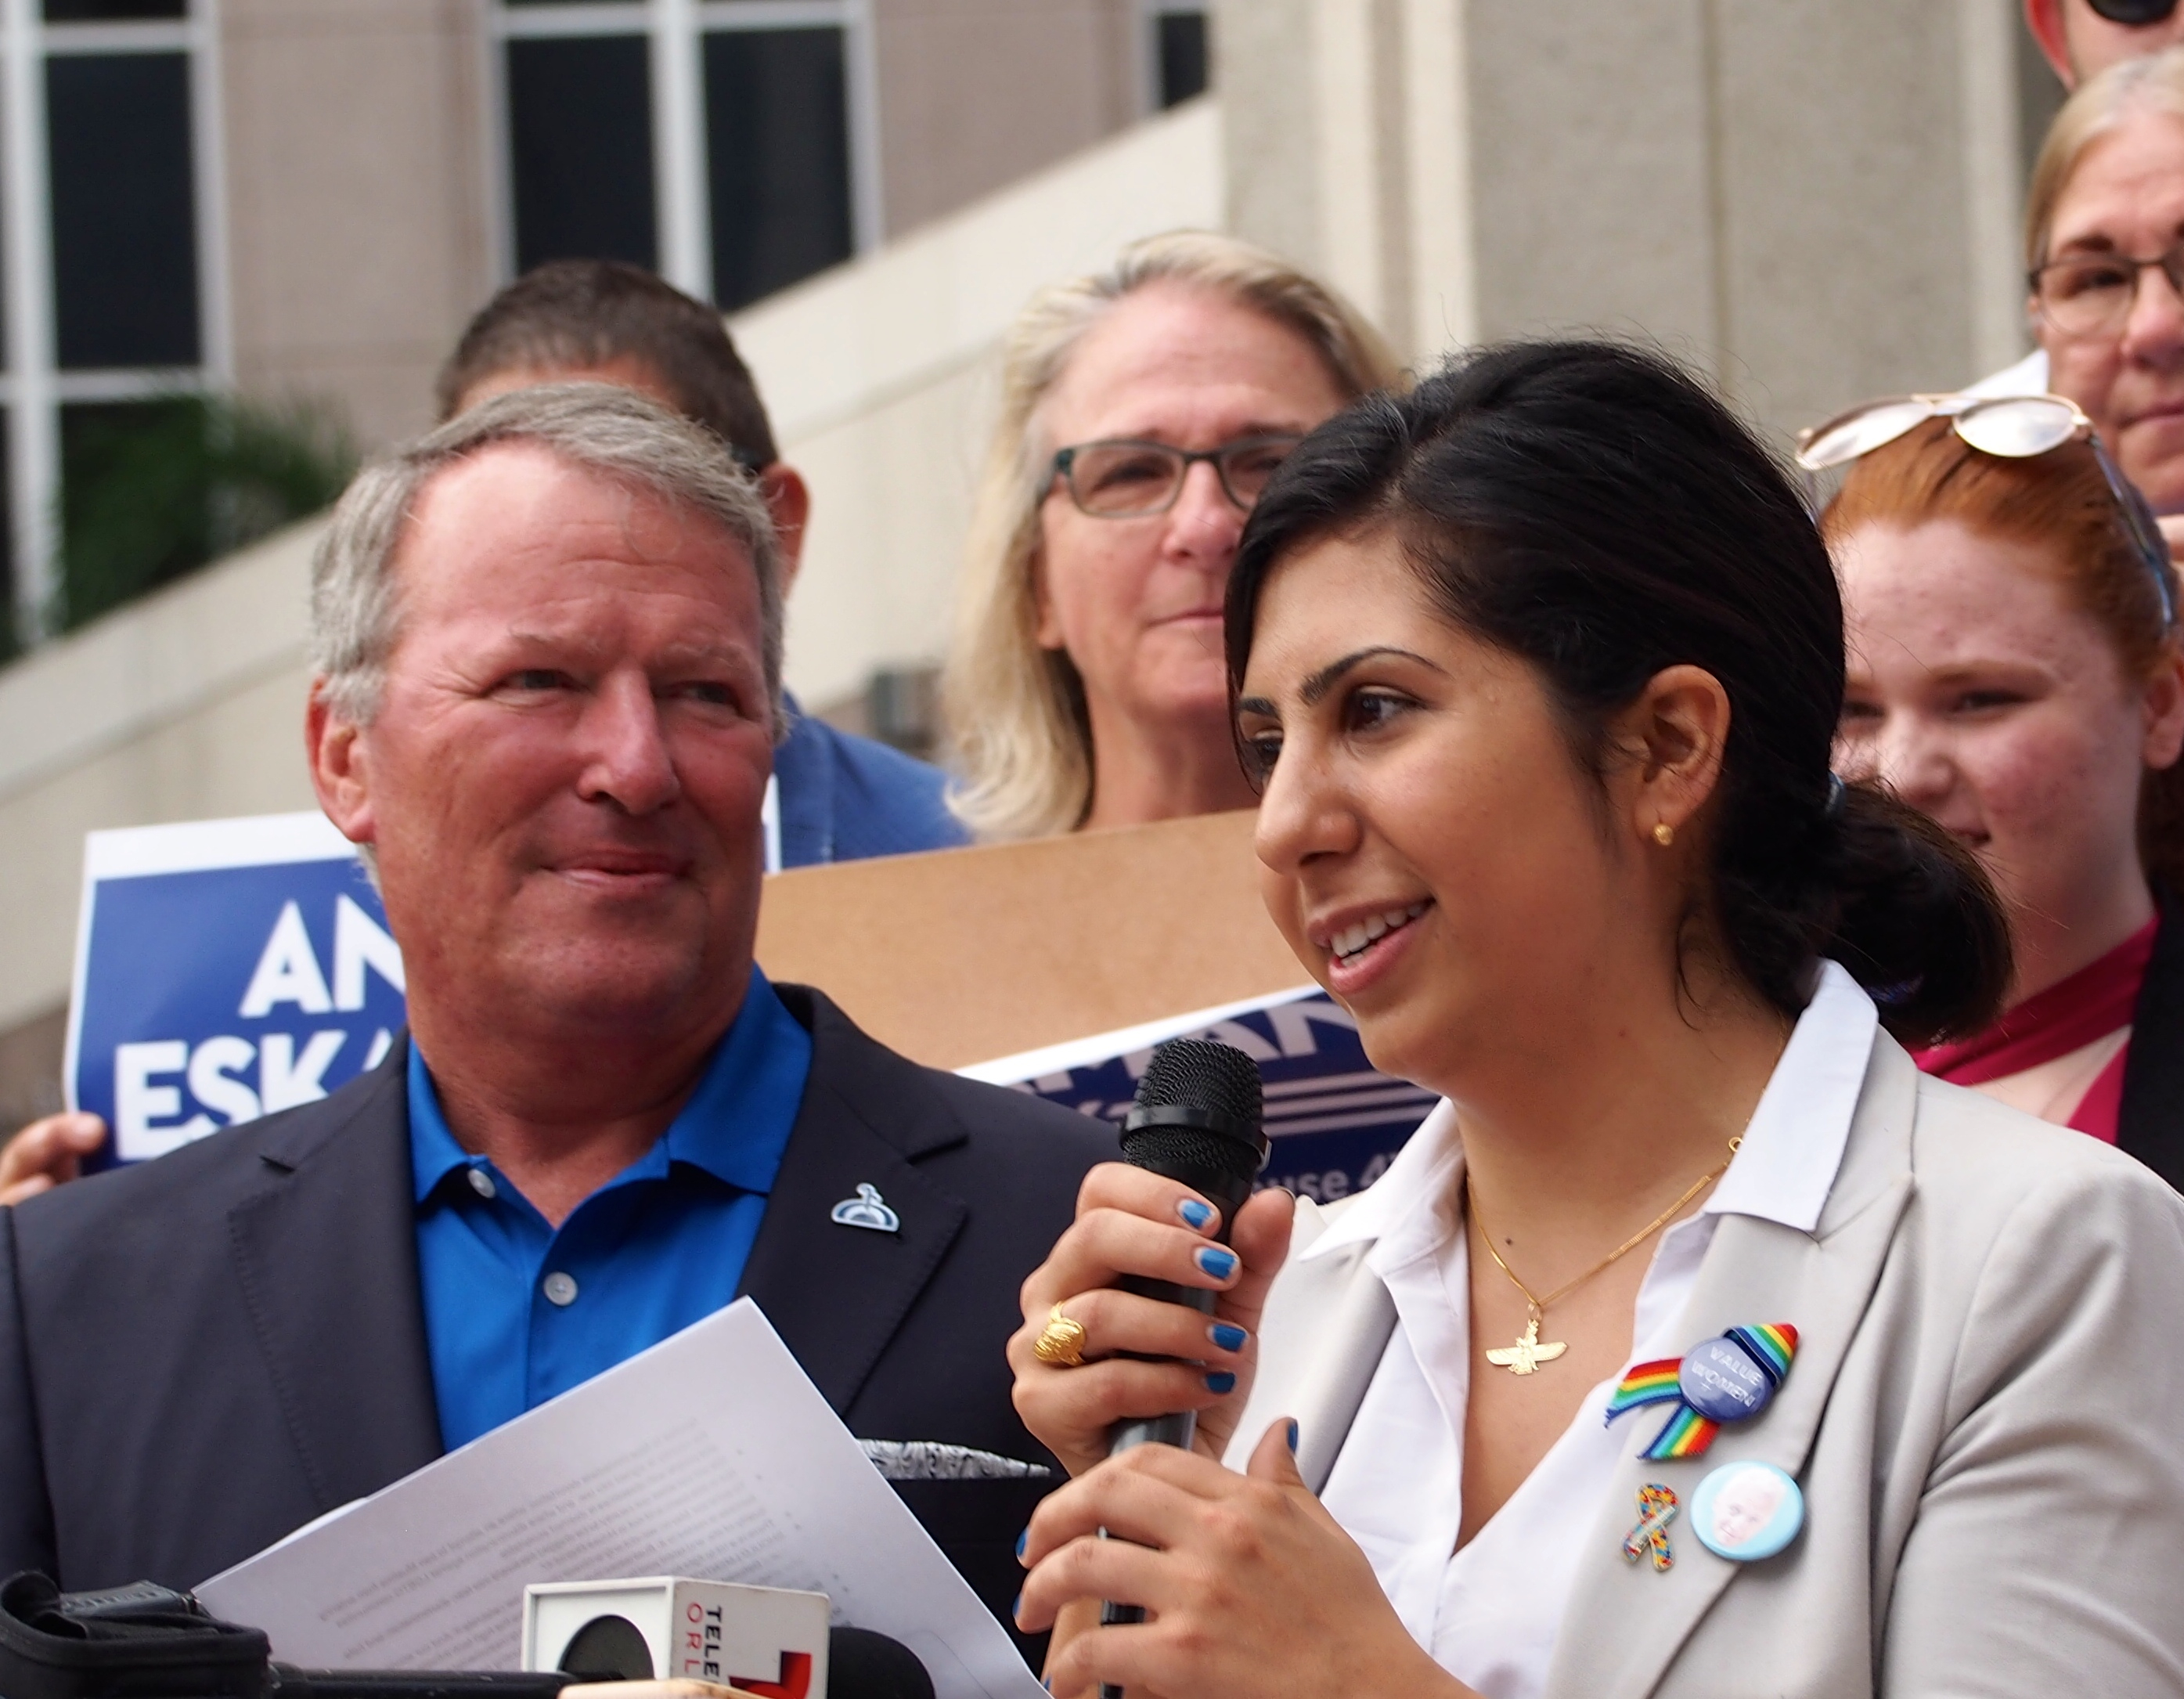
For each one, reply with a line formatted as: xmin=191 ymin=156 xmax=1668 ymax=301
xmin=942 ymin=232 xmax=1404 ymax=839
xmin=2020 ymin=42 xmax=2184 ymax=518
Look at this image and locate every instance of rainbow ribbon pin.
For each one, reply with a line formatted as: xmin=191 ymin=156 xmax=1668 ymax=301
xmin=1606 ymin=1323 xmax=1799 ymax=1461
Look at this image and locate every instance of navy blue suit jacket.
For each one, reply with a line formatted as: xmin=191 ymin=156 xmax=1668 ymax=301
xmin=0 ymin=987 xmax=1108 ymax=1656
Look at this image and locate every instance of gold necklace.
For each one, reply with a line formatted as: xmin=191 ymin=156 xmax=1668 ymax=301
xmin=1471 ymin=1138 xmax=1739 ymax=1376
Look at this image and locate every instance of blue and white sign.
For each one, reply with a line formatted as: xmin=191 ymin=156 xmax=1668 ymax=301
xmin=960 ymin=987 xmax=1438 ymax=1203
xmin=65 ymin=812 xmax=407 ymax=1170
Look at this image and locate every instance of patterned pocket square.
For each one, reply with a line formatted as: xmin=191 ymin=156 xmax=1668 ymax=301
xmin=860 ymin=1440 xmax=1054 ymax=1481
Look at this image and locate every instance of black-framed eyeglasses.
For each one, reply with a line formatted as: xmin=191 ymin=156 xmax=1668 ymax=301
xmin=1797 ymin=391 xmax=2177 ymax=629
xmin=1049 ymin=435 xmax=1305 ymax=518
xmin=2085 ymin=0 xmax=2177 ymax=23
xmin=2029 ymin=241 xmax=2184 ymax=341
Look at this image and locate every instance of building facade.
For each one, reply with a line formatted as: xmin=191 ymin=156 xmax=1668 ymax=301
xmin=2 ymin=0 xmax=1209 ymax=648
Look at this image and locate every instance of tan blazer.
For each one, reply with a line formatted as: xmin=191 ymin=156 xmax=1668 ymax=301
xmin=1227 ymin=1036 xmax=2184 ymax=1697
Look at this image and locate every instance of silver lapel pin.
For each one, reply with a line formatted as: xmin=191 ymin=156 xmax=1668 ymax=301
xmin=831 ymin=1183 xmax=900 ymax=1233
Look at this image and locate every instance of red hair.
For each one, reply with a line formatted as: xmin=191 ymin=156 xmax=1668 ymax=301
xmin=1822 ymin=417 xmax=2184 ymax=890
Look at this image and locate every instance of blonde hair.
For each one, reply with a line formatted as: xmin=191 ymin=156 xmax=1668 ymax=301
xmin=2026 ymin=42 xmax=2184 ymax=270
xmin=941 ymin=230 xmax=1406 ymax=841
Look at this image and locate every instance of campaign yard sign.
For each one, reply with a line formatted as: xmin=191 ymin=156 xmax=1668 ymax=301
xmin=66 ymin=813 xmax=406 ymax=1170
xmin=960 ymin=987 xmax=1439 ymax=1204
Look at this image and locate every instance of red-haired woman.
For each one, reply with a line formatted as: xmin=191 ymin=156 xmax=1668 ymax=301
xmin=1817 ymin=393 xmax=2184 ymax=1185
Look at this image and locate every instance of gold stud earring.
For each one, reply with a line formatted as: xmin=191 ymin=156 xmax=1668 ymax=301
xmin=1652 ymin=822 xmax=1675 ymax=847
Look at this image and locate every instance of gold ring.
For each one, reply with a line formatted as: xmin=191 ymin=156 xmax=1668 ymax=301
xmin=1033 ymin=1302 xmax=1090 ymax=1368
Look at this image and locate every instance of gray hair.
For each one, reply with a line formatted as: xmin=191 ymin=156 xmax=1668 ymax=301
xmin=310 ymin=381 xmax=784 ymax=734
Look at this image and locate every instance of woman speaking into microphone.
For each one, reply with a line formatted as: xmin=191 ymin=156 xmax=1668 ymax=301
xmin=1004 ymin=342 xmax=2184 ymax=1699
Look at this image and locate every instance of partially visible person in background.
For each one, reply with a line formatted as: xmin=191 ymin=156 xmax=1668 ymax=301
xmin=1969 ymin=4 xmax=2184 ymax=397
xmin=2 ymin=260 xmax=968 ymax=1201
xmin=0 ymin=1117 xmax=99 ymax=1206
xmin=1970 ymin=40 xmax=2184 ymax=528
xmin=437 ymin=261 xmax=970 ymax=868
xmin=1817 ymin=397 xmax=2184 ymax=1188
xmin=942 ymin=231 xmax=1403 ymax=839
xmin=2018 ymin=47 xmax=2184 ymax=518
xmin=2027 ymin=0 xmax=2184 ymax=88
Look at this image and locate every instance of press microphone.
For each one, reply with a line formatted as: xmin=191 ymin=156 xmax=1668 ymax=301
xmin=276 ymin=1627 xmax=932 ymax=1699
xmin=823 ymin=1627 xmax=935 ymax=1699
xmin=1099 ymin=1037 xmax=1267 ymax=1693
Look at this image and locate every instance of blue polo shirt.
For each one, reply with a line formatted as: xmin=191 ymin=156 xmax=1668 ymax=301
xmin=408 ymin=968 xmax=813 ymax=1451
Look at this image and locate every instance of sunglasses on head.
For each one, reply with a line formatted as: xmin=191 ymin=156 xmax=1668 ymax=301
xmin=1797 ymin=391 xmax=2178 ymax=630
xmin=2086 ymin=0 xmax=2179 ymax=22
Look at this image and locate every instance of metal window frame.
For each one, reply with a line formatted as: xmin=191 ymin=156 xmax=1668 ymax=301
xmin=2 ymin=1 xmax=224 ymax=644
xmin=486 ymin=0 xmax=879 ymax=303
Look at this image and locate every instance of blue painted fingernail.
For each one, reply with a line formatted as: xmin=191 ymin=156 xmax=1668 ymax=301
xmin=1177 ymin=1199 xmax=1216 ymax=1232
xmin=1012 ymin=1591 xmax=1023 ymax=1620
xmin=1194 ymin=1245 xmax=1238 ymax=1279
xmin=1015 ymin=1528 xmax=1028 ymax=1562
xmin=1206 ymin=1370 xmax=1237 ymax=1394
xmin=1286 ymin=1418 xmax=1300 ymax=1453
xmin=1209 ymin=1322 xmax=1248 ymax=1352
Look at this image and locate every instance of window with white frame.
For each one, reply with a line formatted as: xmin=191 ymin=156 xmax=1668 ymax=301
xmin=2 ymin=0 xmax=226 ymax=651
xmin=1141 ymin=2 xmax=1208 ymax=112
xmin=492 ymin=0 xmax=878 ymax=315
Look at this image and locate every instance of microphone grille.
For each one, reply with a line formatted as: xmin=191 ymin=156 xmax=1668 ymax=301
xmin=1132 ymin=1037 xmax=1263 ymax=1130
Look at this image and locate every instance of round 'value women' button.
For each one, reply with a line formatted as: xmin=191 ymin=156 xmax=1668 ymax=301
xmin=1679 ymin=1335 xmax=1774 ymax=1423
xmin=1691 ymin=1461 xmax=1804 ymax=1562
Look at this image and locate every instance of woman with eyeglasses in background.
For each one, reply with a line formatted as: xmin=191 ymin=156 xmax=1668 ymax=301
xmin=941 ymin=232 xmax=1404 ymax=839
xmin=1811 ymin=391 xmax=2184 ymax=1188
xmin=2020 ymin=43 xmax=2184 ymax=524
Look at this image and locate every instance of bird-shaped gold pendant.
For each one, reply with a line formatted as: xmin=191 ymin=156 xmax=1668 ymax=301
xmin=1484 ymin=1315 xmax=1569 ymax=1376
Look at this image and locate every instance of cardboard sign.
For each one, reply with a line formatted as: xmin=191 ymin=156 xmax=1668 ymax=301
xmin=754 ymin=810 xmax=1314 ymax=1070
xmin=762 ymin=811 xmax=1437 ymax=1202
xmin=65 ymin=813 xmax=403 ymax=1169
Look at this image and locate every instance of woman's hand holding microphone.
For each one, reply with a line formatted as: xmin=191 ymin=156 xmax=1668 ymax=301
xmin=1007 ymin=1160 xmax=1291 ymax=1477
xmin=1007 ymin=1164 xmax=1466 ymax=1699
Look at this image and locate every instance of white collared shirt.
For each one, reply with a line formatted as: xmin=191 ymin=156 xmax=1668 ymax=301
xmin=1307 ymin=963 xmax=1879 ymax=1699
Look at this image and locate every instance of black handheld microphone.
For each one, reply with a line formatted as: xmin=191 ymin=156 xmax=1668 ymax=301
xmin=1099 ymin=1037 xmax=1267 ymax=1692
xmin=1106 ymin=1036 xmax=1268 ymax=1456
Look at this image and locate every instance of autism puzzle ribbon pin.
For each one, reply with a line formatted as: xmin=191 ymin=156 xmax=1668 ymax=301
xmin=1623 ymin=1484 xmax=1679 ymax=1572
xmin=1605 ymin=1323 xmax=1799 ymax=1460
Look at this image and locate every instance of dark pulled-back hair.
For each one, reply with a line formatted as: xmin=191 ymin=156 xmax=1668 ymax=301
xmin=434 ymin=259 xmax=777 ymax=466
xmin=1224 ymin=340 xmax=2010 ymax=1045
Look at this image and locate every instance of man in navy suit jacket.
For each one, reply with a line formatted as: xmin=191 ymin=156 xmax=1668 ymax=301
xmin=0 ymin=384 xmax=1108 ymax=1658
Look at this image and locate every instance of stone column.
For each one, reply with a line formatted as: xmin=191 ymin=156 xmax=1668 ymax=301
xmin=1215 ymin=0 xmax=2034 ymax=436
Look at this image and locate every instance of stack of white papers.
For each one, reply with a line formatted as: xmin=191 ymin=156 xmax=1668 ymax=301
xmin=196 ymin=1300 xmax=1044 ymax=1699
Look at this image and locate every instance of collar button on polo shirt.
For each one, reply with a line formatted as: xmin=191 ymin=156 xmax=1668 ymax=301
xmin=407 ymin=968 xmax=813 ymax=1452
